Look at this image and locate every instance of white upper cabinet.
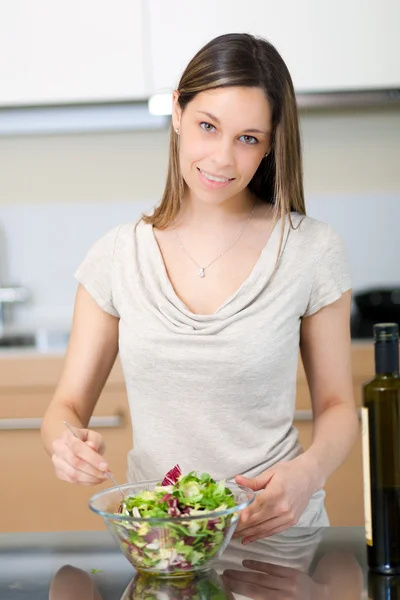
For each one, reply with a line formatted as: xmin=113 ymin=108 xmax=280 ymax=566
xmin=0 ymin=0 xmax=149 ymax=106
xmin=147 ymin=0 xmax=400 ymax=95
xmin=1 ymin=0 xmax=398 ymax=108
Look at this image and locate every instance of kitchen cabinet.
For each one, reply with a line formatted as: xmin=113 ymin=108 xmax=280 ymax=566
xmin=295 ymin=343 xmax=373 ymax=527
xmin=0 ymin=0 xmax=149 ymax=106
xmin=0 ymin=355 xmax=132 ymax=533
xmin=1 ymin=1 xmax=398 ymax=109
xmin=0 ymin=345 xmax=373 ymax=532
xmin=147 ymin=0 xmax=400 ymax=96
xmin=295 ymin=422 xmax=363 ymax=526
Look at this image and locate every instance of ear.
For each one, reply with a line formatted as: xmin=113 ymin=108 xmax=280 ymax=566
xmin=172 ymin=90 xmax=182 ymax=131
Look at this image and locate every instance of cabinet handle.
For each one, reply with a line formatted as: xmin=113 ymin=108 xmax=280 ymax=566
xmin=294 ymin=408 xmax=361 ymax=422
xmin=294 ymin=410 xmax=313 ymax=421
xmin=0 ymin=414 xmax=124 ymax=431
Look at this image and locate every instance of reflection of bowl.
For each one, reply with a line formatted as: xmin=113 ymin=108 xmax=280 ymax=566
xmin=121 ymin=568 xmax=232 ymax=599
xmin=89 ymin=480 xmax=254 ymax=577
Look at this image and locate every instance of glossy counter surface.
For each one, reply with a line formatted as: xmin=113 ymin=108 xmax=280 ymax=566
xmin=1 ymin=526 xmax=397 ymax=599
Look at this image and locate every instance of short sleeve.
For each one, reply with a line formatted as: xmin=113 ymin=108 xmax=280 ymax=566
xmin=303 ymin=225 xmax=352 ymax=317
xmin=74 ymin=225 xmax=121 ymax=317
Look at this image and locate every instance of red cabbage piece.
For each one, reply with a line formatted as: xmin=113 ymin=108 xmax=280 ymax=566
xmin=175 ymin=560 xmax=192 ymax=570
xmin=167 ymin=496 xmax=182 ymax=516
xmin=168 ymin=507 xmax=181 ymax=517
xmin=206 ymin=519 xmax=220 ymax=530
xmin=160 ymin=493 xmax=173 ymax=503
xmin=161 ymin=464 xmax=182 ymax=486
xmin=144 ymin=530 xmax=161 ymax=543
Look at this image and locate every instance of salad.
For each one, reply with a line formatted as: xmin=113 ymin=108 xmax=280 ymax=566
xmin=112 ymin=465 xmax=239 ymax=573
xmin=125 ymin=569 xmax=230 ymax=599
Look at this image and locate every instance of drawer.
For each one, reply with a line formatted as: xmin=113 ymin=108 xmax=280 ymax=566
xmin=0 ymin=391 xmax=132 ymax=533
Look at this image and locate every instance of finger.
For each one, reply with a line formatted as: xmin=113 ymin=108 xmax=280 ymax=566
xmin=69 ymin=427 xmax=107 ymax=456
xmin=62 ymin=442 xmax=109 ymax=480
xmin=235 ymin=470 xmax=273 ymax=492
xmin=242 ymin=559 xmax=299 ymax=578
xmin=235 ymin=501 xmax=277 ymax=534
xmin=238 ymin=484 xmax=283 ymax=526
xmin=53 ymin=461 xmax=105 ymax=486
xmin=68 ymin=437 xmax=109 ymax=475
xmin=53 ymin=466 xmax=72 ymax=483
xmin=52 ymin=453 xmax=106 ymax=485
xmin=221 ymin=574 xmax=285 ymax=600
xmin=86 ymin=431 xmax=106 ymax=455
xmin=224 ymin=568 xmax=301 ymax=594
xmin=237 ymin=494 xmax=269 ymax=527
xmin=87 ymin=440 xmax=105 ymax=454
xmin=64 ymin=426 xmax=106 ymax=456
xmin=249 ymin=521 xmax=292 ymax=541
xmin=53 ymin=453 xmax=106 ymax=485
xmin=54 ymin=464 xmax=103 ymax=486
xmin=232 ymin=564 xmax=302 ymax=593
xmin=239 ymin=516 xmax=289 ymax=543
xmin=239 ymin=494 xmax=292 ymax=531
xmin=223 ymin=569 xmax=273 ymax=588
xmin=54 ymin=436 xmax=108 ymax=479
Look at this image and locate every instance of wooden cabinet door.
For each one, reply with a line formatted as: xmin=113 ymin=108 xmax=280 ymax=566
xmin=295 ymin=351 xmax=366 ymax=526
xmin=0 ymin=388 xmax=132 ymax=533
xmin=295 ymin=420 xmax=364 ymax=526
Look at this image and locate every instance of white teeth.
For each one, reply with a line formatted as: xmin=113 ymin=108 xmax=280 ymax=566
xmin=200 ymin=169 xmax=230 ymax=183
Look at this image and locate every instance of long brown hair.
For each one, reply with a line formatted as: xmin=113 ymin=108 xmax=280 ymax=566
xmin=143 ymin=33 xmax=306 ymax=230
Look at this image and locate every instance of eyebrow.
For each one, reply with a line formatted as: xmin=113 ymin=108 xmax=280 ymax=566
xmin=197 ymin=110 xmax=269 ymax=135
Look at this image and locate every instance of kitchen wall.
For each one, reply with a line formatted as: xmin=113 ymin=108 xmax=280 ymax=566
xmin=0 ymin=105 xmax=399 ymax=331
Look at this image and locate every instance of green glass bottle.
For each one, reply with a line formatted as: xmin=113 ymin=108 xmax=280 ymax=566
xmin=362 ymin=323 xmax=400 ymax=574
xmin=368 ymin=570 xmax=400 ymax=599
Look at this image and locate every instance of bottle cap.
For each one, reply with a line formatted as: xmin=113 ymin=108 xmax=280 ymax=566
xmin=373 ymin=323 xmax=399 ymax=342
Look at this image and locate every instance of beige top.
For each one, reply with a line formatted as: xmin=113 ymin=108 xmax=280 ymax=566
xmin=75 ymin=211 xmax=351 ymax=527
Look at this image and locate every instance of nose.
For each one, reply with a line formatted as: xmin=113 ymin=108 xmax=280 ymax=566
xmin=210 ymin=137 xmax=235 ymax=168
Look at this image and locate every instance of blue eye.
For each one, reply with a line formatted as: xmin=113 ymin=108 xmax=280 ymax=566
xmin=200 ymin=122 xmax=258 ymax=145
xmin=240 ymin=135 xmax=258 ymax=145
xmin=200 ymin=121 xmax=216 ymax=132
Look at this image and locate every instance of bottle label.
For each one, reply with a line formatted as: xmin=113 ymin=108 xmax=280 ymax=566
xmin=361 ymin=407 xmax=373 ymax=546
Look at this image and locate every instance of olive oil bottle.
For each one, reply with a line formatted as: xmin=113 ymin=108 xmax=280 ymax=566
xmin=362 ymin=323 xmax=400 ymax=574
xmin=368 ymin=570 xmax=400 ymax=599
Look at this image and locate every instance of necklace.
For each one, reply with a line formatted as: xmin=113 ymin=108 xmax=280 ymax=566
xmin=173 ymin=203 xmax=257 ymax=278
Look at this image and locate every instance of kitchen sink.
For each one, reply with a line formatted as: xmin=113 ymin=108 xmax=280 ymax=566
xmin=0 ymin=330 xmax=70 ymax=351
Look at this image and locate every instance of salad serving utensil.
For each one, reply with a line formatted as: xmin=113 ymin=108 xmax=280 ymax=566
xmin=63 ymin=420 xmax=125 ymax=505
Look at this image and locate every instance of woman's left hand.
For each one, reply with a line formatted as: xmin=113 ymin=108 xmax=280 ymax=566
xmin=222 ymin=560 xmax=323 ymax=600
xmin=234 ymin=455 xmax=320 ymax=543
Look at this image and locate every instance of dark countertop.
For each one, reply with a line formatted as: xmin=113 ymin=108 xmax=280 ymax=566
xmin=0 ymin=526 xmax=398 ymax=599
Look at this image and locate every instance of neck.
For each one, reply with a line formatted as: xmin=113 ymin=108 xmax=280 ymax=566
xmin=177 ymin=188 xmax=257 ymax=229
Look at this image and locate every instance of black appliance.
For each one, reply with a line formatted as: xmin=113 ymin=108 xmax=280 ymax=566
xmin=351 ymin=287 xmax=400 ymax=339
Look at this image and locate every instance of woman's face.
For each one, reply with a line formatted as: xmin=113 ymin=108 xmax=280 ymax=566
xmin=172 ymin=86 xmax=272 ymax=207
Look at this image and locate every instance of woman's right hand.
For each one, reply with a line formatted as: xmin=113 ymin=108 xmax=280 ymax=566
xmin=51 ymin=426 xmax=110 ymax=485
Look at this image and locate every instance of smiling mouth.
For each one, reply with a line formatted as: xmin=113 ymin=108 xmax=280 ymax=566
xmin=197 ymin=167 xmax=235 ymax=183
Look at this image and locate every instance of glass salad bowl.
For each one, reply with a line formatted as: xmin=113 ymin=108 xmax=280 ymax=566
xmin=89 ymin=478 xmax=255 ymax=577
xmin=121 ymin=568 xmax=232 ymax=599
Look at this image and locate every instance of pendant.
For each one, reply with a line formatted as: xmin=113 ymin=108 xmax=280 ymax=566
xmin=199 ymin=268 xmax=205 ymax=278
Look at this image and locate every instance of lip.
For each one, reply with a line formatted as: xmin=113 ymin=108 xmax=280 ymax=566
xmin=198 ymin=167 xmax=234 ymax=180
xmin=197 ymin=167 xmax=235 ymax=189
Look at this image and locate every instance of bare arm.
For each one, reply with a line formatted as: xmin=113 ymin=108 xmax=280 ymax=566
xmin=41 ymin=284 xmax=119 ymax=483
xmin=235 ymin=290 xmax=358 ymax=541
xmin=297 ymin=289 xmax=359 ymax=490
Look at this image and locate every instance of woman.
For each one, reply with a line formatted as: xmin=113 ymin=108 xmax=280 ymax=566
xmin=41 ymin=33 xmax=358 ymax=543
